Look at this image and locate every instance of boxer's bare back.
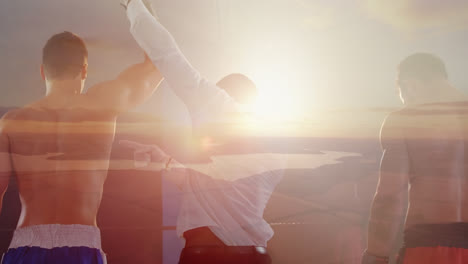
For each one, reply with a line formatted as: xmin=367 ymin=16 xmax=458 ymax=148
xmin=0 ymin=50 xmax=163 ymax=228
xmin=368 ymin=89 xmax=468 ymax=256
xmin=394 ymin=101 xmax=468 ymax=227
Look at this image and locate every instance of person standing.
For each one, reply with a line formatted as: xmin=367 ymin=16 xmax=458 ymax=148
xmin=120 ymin=0 xmax=276 ymax=263
xmin=0 ymin=31 xmax=162 ymax=263
xmin=363 ymin=53 xmax=468 ymax=264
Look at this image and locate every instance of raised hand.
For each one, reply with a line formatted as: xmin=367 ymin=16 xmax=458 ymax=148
xmin=119 ymin=140 xmax=169 ymax=168
xmin=120 ymin=0 xmax=132 ymax=10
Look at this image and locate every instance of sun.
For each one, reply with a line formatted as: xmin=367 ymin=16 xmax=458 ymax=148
xmin=238 ymin=36 xmax=308 ymax=123
xmin=249 ymin=69 xmax=302 ymax=122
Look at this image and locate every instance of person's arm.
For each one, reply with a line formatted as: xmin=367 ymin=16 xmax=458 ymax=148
xmin=364 ymin=114 xmax=409 ymax=264
xmin=86 ymin=54 xmax=163 ymax=113
xmin=119 ymin=140 xmax=186 ymax=188
xmin=0 ymin=117 xmax=12 ymax=213
xmin=124 ymin=0 xmax=239 ymax=118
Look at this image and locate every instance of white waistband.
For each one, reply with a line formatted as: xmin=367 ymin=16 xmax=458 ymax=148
xmin=9 ymin=224 xmax=102 ymax=250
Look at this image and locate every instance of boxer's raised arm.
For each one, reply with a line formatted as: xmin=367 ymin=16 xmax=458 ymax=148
xmin=86 ymin=55 xmax=163 ymax=113
xmin=124 ymin=0 xmax=239 ymax=119
xmin=0 ymin=117 xmax=12 ymax=213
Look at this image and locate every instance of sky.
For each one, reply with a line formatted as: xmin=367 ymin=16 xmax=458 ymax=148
xmin=1 ymin=0 xmax=468 ymax=136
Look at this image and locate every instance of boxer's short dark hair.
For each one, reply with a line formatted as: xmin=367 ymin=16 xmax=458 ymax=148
xmin=398 ymin=53 xmax=448 ymax=82
xmin=42 ymin=31 xmax=88 ymax=80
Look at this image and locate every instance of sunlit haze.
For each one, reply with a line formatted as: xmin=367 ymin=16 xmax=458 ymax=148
xmin=1 ymin=0 xmax=468 ymax=134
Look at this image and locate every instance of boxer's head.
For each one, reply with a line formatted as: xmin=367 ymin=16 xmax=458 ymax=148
xmin=217 ymin=73 xmax=258 ymax=105
xmin=397 ymin=53 xmax=448 ymax=105
xmin=40 ymin=32 xmax=88 ymax=90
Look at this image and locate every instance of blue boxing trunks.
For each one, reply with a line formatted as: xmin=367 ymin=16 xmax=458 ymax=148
xmin=1 ymin=224 xmax=106 ymax=264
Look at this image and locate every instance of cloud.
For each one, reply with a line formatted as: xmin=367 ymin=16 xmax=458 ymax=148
xmin=294 ymin=0 xmax=347 ymax=30
xmin=361 ymin=0 xmax=468 ymax=30
xmin=295 ymin=0 xmax=339 ymax=30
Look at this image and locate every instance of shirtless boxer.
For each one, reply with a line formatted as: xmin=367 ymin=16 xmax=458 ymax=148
xmin=363 ymin=53 xmax=468 ymax=264
xmin=0 ymin=31 xmax=162 ymax=263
